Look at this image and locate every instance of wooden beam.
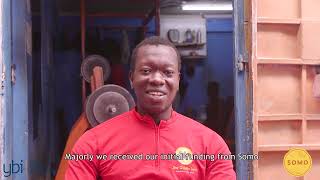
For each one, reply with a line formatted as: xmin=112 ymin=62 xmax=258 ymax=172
xmin=90 ymin=66 xmax=104 ymax=92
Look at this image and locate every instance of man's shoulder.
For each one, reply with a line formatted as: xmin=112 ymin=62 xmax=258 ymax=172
xmin=174 ymin=112 xmax=228 ymax=151
xmin=174 ymin=112 xmax=217 ymax=136
xmin=72 ymin=111 xmax=135 ymax=153
xmin=86 ymin=110 xmax=134 ymax=134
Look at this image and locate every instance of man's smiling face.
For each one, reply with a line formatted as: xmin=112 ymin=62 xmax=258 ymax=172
xmin=130 ymin=44 xmax=180 ymax=116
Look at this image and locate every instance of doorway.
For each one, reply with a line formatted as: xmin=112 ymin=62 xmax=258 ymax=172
xmin=0 ymin=0 xmax=252 ymax=179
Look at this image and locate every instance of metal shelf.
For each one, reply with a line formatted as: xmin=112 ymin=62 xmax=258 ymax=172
xmin=258 ymin=144 xmax=320 ymax=151
xmin=256 ymin=58 xmax=320 ymax=65
xmin=258 ymin=114 xmax=303 ymax=121
xmin=257 ymin=18 xmax=301 ymax=25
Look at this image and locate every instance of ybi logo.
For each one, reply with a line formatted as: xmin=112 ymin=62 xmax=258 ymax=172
xmin=3 ymin=160 xmax=23 ymax=177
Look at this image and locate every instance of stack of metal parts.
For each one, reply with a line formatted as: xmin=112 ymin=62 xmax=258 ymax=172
xmin=81 ymin=54 xmax=135 ymax=127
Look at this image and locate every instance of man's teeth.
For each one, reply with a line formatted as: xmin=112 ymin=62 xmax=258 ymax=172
xmin=148 ymin=91 xmax=164 ymax=96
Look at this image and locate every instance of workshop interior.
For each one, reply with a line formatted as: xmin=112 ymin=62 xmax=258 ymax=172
xmin=29 ymin=0 xmax=235 ymax=178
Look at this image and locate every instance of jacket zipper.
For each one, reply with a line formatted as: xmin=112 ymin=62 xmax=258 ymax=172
xmin=155 ymin=125 xmax=160 ymax=170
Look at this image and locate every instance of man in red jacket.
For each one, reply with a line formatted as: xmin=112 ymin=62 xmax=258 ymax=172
xmin=65 ymin=36 xmax=236 ymax=179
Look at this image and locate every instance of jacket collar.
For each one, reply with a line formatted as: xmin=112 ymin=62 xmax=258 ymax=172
xmin=131 ymin=107 xmax=177 ymax=128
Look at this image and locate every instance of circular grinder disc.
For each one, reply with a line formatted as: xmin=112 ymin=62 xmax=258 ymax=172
xmin=81 ymin=54 xmax=111 ymax=83
xmin=86 ymin=84 xmax=135 ymax=127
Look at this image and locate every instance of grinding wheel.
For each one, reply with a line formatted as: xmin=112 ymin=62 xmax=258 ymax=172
xmin=81 ymin=54 xmax=111 ymax=83
xmin=86 ymin=84 xmax=135 ymax=127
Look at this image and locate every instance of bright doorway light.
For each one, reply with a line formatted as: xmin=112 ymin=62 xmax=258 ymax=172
xmin=182 ymin=1 xmax=233 ymax=11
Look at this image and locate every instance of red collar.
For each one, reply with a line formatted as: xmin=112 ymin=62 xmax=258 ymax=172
xmin=131 ymin=107 xmax=177 ymax=128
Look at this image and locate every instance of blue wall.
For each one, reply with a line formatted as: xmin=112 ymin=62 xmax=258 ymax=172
xmin=178 ymin=18 xmax=234 ymax=117
xmin=206 ymin=18 xmax=234 ymax=98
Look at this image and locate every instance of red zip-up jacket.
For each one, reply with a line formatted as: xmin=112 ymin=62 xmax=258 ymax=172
xmin=65 ymin=109 xmax=236 ymax=180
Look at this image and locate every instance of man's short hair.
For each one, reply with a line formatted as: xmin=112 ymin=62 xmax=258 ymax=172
xmin=130 ymin=36 xmax=181 ymax=72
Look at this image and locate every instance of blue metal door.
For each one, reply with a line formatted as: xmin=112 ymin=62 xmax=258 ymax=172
xmin=1 ymin=0 xmax=32 ymax=179
xmin=233 ymin=0 xmax=253 ymax=179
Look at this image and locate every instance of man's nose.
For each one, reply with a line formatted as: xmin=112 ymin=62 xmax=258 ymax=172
xmin=150 ymin=71 xmax=165 ymax=85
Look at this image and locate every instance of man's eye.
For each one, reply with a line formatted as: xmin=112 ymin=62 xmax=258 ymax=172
xmin=141 ymin=69 xmax=151 ymax=74
xmin=164 ymin=70 xmax=174 ymax=76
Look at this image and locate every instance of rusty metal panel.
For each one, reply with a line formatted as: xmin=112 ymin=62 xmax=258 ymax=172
xmin=252 ymin=0 xmax=320 ymax=179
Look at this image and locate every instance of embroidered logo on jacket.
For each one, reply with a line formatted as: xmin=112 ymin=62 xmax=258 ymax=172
xmin=175 ymin=147 xmax=193 ymax=165
xmin=171 ymin=147 xmax=197 ymax=174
